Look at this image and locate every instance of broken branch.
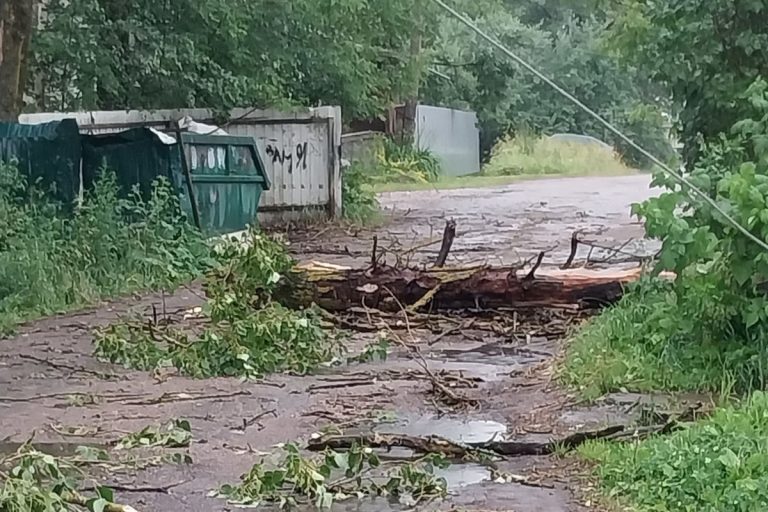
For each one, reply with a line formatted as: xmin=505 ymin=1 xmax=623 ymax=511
xmin=307 ymin=425 xmax=625 ymax=458
xmin=434 ymin=219 xmax=457 ymax=268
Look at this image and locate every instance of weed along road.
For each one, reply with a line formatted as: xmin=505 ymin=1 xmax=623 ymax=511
xmin=0 ymin=174 xmax=681 ymax=512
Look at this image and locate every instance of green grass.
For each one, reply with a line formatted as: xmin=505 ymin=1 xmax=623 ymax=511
xmin=579 ymin=391 xmax=768 ymax=512
xmin=0 ymin=164 xmax=213 ymax=334
xmin=483 ymin=133 xmax=635 ymax=177
xmin=560 ymin=278 xmax=768 ymax=401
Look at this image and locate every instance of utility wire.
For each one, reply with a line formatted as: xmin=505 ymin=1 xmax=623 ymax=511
xmin=430 ymin=0 xmax=768 ymax=253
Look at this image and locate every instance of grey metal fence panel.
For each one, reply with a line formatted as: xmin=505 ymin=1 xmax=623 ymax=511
xmin=415 ymin=105 xmax=480 ymax=177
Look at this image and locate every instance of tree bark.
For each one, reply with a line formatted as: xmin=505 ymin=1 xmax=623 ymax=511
xmin=290 ymin=262 xmax=661 ymax=312
xmin=400 ymin=0 xmax=422 ymax=142
xmin=0 ymin=0 xmax=35 ymax=121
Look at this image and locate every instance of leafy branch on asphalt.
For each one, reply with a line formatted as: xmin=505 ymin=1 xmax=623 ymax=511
xmin=214 ymin=442 xmax=448 ymax=509
xmin=94 ymin=229 xmax=344 ymax=378
xmin=114 ymin=419 xmax=192 ymax=450
xmin=0 ymin=420 xmax=194 ymax=512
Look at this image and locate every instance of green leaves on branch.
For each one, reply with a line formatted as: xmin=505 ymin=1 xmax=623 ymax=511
xmin=94 ymin=228 xmax=343 ymax=378
xmin=632 ymin=79 xmax=768 ymax=347
xmin=0 ymin=423 xmax=193 ymax=512
xmin=115 ymin=420 xmax=192 ymax=450
xmin=215 ymin=443 xmax=448 ymax=509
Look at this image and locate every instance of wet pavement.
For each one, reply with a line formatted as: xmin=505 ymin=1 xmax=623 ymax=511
xmin=0 ymin=176 xmax=670 ymax=511
xmin=291 ymin=174 xmax=660 ymax=269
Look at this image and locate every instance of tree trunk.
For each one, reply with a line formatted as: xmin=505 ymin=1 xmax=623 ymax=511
xmin=289 ymin=262 xmax=661 ymax=312
xmin=0 ymin=0 xmax=35 ymax=121
xmin=400 ymin=0 xmax=422 ymax=142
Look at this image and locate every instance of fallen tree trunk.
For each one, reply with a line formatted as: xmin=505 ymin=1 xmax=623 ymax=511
xmin=290 ymin=261 xmax=663 ymax=312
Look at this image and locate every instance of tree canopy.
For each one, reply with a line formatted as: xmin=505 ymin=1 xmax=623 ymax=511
xmin=10 ymin=0 xmax=674 ymax=163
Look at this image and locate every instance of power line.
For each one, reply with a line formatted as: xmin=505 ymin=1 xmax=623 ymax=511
xmin=430 ymin=0 xmax=768 ymax=253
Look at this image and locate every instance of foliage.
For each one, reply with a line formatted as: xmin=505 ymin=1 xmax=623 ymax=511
xmin=94 ymin=228 xmax=343 ymax=378
xmin=0 ymin=447 xmax=112 ymax=512
xmin=215 ymin=442 xmax=448 ymax=509
xmin=371 ymin=138 xmax=442 ymax=184
xmin=607 ymin=0 xmax=768 ymax=167
xmin=483 ymin=132 xmax=633 ymax=177
xmin=0 ymin=163 xmax=212 ymax=334
xmin=115 ymin=419 xmax=192 ymax=450
xmin=563 ymin=80 xmax=768 ymax=399
xmin=422 ymin=9 xmax=674 ymax=164
xmin=561 ymin=278 xmax=768 ymax=401
xmin=28 ymin=0 xmax=430 ymax=118
xmin=26 ymin=0 xmax=673 ymax=167
xmin=0 ymin=431 xmax=192 ymax=512
xmin=342 ymin=162 xmax=380 ymax=225
xmin=580 ymin=391 xmax=768 ymax=511
xmin=636 ymin=79 xmax=768 ymax=367
xmin=351 ymin=337 xmax=390 ymax=364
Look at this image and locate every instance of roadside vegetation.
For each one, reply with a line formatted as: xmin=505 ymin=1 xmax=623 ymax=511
xmin=483 ymin=133 xmax=634 ymax=178
xmin=369 ymin=133 xmax=634 ymax=195
xmin=565 ymin=81 xmax=768 ymax=510
xmin=0 ymin=163 xmax=213 ymax=335
xmin=579 ymin=391 xmax=768 ymax=512
xmin=344 ymin=137 xmax=442 ymax=206
xmin=342 ymin=162 xmax=380 ymax=225
xmin=561 ymin=0 xmax=768 ymax=505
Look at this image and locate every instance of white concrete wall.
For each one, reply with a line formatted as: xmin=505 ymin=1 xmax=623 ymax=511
xmin=20 ymin=106 xmax=343 ymax=221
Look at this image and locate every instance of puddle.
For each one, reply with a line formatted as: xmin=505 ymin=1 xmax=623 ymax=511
xmin=423 ymin=342 xmax=545 ymax=381
xmin=366 ymin=414 xmax=504 ymax=493
xmin=435 ymin=463 xmax=491 ymax=488
xmin=376 ymin=414 xmax=507 ymax=444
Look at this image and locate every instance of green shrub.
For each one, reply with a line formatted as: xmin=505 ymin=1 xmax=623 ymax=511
xmin=0 ymin=163 xmax=213 ymax=333
xmin=373 ymin=138 xmax=442 ymax=184
xmin=563 ymin=80 xmax=768 ymax=400
xmin=561 ymin=278 xmax=768 ymax=400
xmin=580 ymin=391 xmax=768 ymax=511
xmin=342 ymin=162 xmax=379 ymax=225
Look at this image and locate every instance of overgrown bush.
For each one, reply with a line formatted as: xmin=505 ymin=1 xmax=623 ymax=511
xmin=563 ymin=79 xmax=768 ymax=399
xmin=342 ymin=162 xmax=379 ymax=225
xmin=561 ymin=278 xmax=768 ymax=400
xmin=483 ymin=133 xmax=633 ymax=177
xmin=372 ymin=138 xmax=442 ymax=184
xmin=580 ymin=391 xmax=768 ymax=511
xmin=634 ymin=79 xmax=768 ymax=344
xmin=0 ymin=163 xmax=212 ymax=334
xmin=94 ymin=229 xmax=343 ymax=378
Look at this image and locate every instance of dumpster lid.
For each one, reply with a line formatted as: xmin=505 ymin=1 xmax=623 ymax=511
xmin=180 ymin=132 xmax=271 ymax=190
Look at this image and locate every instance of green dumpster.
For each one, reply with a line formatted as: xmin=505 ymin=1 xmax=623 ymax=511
xmin=179 ymin=133 xmax=271 ymax=235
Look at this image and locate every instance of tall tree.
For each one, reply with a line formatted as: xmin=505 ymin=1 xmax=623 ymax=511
xmin=608 ymin=0 xmax=768 ymax=167
xmin=0 ymin=0 xmax=35 ymax=120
